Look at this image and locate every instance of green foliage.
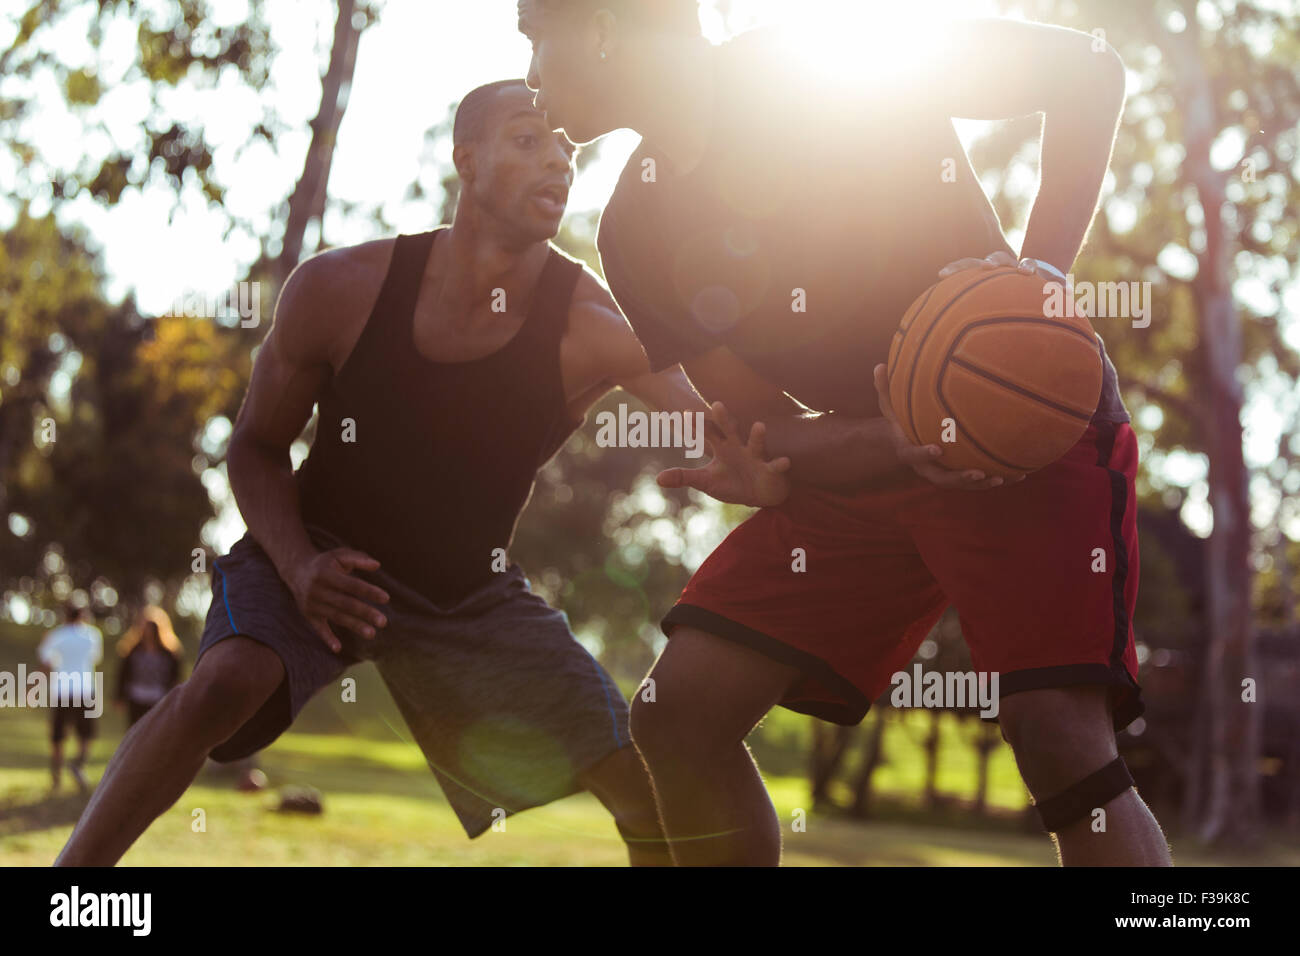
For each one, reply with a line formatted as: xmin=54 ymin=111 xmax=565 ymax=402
xmin=0 ymin=209 xmax=250 ymax=610
xmin=970 ymin=0 xmax=1300 ymax=623
xmin=2 ymin=0 xmax=275 ymax=223
xmin=986 ymin=0 xmax=1300 ymax=461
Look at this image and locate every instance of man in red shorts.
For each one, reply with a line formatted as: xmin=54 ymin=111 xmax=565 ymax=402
xmin=518 ymin=0 xmax=1172 ymax=865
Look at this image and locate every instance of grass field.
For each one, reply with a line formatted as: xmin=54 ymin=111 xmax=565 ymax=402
xmin=2 ymin=621 xmax=1295 ymax=867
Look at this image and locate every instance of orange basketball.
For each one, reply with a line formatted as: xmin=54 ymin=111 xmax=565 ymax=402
xmin=887 ymin=266 xmax=1103 ymax=480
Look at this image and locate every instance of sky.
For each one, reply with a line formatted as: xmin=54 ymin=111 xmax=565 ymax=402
xmin=0 ymin=0 xmax=1008 ymax=314
xmin=0 ymin=0 xmax=1297 ymax=575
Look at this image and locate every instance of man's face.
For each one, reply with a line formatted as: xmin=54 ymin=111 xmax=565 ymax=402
xmin=464 ymin=86 xmax=575 ymax=242
xmin=517 ymin=0 xmax=610 ymax=144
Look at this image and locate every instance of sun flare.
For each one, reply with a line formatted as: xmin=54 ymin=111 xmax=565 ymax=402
xmin=755 ymin=0 xmax=982 ymax=87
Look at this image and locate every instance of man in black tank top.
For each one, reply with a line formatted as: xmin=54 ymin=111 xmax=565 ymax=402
xmin=518 ymin=2 xmax=1169 ymax=867
xmin=55 ymin=79 xmax=790 ymax=867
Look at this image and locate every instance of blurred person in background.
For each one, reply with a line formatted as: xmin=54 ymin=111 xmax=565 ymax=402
xmin=115 ymin=606 xmax=184 ymax=727
xmin=38 ymin=605 xmax=103 ymax=793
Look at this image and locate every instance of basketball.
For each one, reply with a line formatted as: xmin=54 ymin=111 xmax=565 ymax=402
xmin=887 ymin=266 xmax=1104 ymax=480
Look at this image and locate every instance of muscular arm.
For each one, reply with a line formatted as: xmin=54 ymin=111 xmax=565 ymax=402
xmin=560 ymin=271 xmax=900 ymax=485
xmin=923 ymin=18 xmax=1127 ymax=271
xmin=226 ymin=255 xmax=340 ymax=579
xmin=678 ymin=347 xmax=904 ymax=487
xmin=562 ymin=278 xmax=799 ymax=505
xmin=676 ymin=21 xmax=1127 ymax=487
xmin=560 ymin=270 xmax=709 ymax=420
xmin=226 ymin=244 xmax=390 ymax=575
xmin=561 ymin=266 xmax=904 ymax=488
xmin=566 ymin=275 xmax=980 ymax=491
xmin=225 ymin=242 xmax=395 ymax=650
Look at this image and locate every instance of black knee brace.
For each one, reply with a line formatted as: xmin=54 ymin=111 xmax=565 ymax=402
xmin=1034 ymin=756 xmax=1134 ymax=832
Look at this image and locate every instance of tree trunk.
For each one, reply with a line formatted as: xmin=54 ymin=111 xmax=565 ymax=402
xmin=1272 ymin=441 xmax=1297 ymax=627
xmin=923 ymin=709 xmax=942 ymax=810
xmin=809 ymin=721 xmax=855 ymax=810
xmin=850 ymin=711 xmax=887 ymax=818
xmin=274 ymin=0 xmax=364 ymax=286
xmin=1169 ymin=8 xmax=1262 ymax=847
xmin=973 ymin=719 xmax=998 ymax=816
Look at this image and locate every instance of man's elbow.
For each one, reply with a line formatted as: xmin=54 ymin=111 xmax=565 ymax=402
xmin=225 ymin=427 xmax=274 ymax=482
xmin=1095 ymin=41 xmax=1127 ymax=107
xmin=1050 ymin=30 xmax=1126 ymax=113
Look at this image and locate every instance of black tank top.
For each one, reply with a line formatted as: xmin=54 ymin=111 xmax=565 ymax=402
xmin=295 ymin=228 xmax=583 ymax=606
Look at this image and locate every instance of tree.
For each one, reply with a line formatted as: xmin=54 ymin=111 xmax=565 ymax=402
xmin=268 ymin=0 xmax=383 ymax=287
xmin=0 ymin=0 xmax=275 ymax=219
xmin=1 ymin=210 xmax=247 ymax=621
xmin=2 ymin=1 xmax=385 ymax=621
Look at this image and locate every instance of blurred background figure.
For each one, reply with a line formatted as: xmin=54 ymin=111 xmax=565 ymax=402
xmin=37 ymin=606 xmax=103 ymax=793
xmin=115 ymin=607 xmax=184 ymax=727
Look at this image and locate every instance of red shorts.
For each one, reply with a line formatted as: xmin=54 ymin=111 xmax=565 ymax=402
xmin=664 ymin=422 xmax=1143 ymax=729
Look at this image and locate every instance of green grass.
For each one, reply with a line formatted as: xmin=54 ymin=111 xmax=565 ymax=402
xmin=752 ymin=706 xmax=1033 ymax=813
xmin=2 ymin=621 xmax=1296 ymax=866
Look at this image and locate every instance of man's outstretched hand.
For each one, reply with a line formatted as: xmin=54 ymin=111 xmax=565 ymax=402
xmin=657 ymin=402 xmax=792 ymax=507
xmin=872 ymin=364 xmax=1018 ymax=491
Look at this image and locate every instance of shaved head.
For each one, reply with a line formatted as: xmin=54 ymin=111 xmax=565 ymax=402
xmin=453 ymin=79 xmax=535 ymax=147
xmin=448 ymin=77 xmax=575 ymax=245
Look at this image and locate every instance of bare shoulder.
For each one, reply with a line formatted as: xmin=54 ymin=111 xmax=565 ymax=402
xmin=272 ymin=237 xmax=397 ymax=365
xmin=560 ymin=263 xmax=650 ymax=386
xmin=566 ymin=265 xmax=628 ymax=335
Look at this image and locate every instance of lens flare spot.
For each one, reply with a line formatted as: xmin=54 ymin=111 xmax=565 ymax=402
xmin=691 ymin=285 xmax=742 ymax=333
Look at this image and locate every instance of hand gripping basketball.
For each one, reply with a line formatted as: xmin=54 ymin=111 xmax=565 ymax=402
xmin=884 ymin=261 xmax=1103 ymax=481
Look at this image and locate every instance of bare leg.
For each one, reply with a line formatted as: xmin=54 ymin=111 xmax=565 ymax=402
xmin=55 ymin=638 xmax=284 ymax=866
xmin=629 ymin=628 xmax=798 ymax=866
xmin=578 ymin=746 xmax=672 ymax=866
xmin=998 ymin=686 xmax=1172 ymax=866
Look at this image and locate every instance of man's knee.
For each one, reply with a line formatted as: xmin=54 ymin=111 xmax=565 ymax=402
xmin=629 ymin=687 xmax=724 ymax=763
xmin=606 ymin=777 xmax=663 ymax=842
xmin=998 ymin=687 xmax=1115 ymax=775
xmin=998 ymin=686 xmax=1133 ymax=831
xmin=629 ymin=628 xmax=795 ymax=762
xmin=172 ymin=638 xmax=283 ymax=747
xmin=580 ymin=747 xmax=663 ymax=840
xmin=628 ymin=692 xmax=678 ymax=760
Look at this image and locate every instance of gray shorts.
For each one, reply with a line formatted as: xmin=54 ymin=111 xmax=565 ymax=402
xmin=199 ymin=525 xmax=631 ymax=838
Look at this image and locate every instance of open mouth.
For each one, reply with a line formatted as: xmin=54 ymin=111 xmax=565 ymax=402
xmin=532 ymin=184 xmax=568 ymax=217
